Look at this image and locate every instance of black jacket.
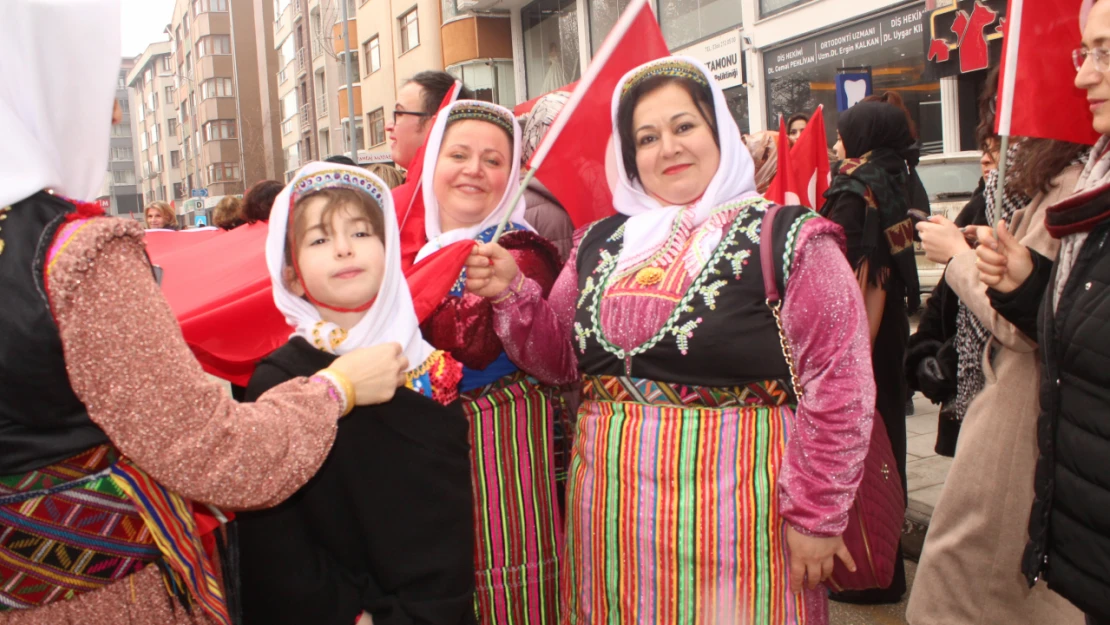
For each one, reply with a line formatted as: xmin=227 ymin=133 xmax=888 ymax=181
xmin=990 ymin=197 xmax=1110 ymax=620
xmin=239 ymin=337 xmax=476 ymax=625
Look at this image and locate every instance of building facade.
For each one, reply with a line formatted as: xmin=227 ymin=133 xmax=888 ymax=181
xmin=128 ymin=42 xmax=185 ymax=223
xmin=101 ymin=57 xmax=144 ymax=219
xmin=167 ymin=0 xmax=282 ymax=225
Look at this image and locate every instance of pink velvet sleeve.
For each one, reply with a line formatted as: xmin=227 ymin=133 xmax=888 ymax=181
xmin=48 ymin=218 xmax=342 ymax=511
xmin=490 ymin=238 xmax=581 ymax=386
xmin=776 ymin=219 xmax=875 ymax=537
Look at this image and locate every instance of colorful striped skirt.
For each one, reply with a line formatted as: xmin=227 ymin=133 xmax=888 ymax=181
xmin=461 ymin=372 xmax=563 ymax=625
xmin=562 ymin=375 xmax=814 ymax=624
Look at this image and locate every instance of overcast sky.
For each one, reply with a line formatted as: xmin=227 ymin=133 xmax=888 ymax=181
xmin=121 ymin=0 xmax=176 ymax=57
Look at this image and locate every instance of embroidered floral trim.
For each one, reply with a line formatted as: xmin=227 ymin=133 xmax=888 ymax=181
xmin=583 ymin=199 xmax=771 ymax=360
xmin=721 ymin=249 xmax=751 ymax=278
xmin=405 ymin=350 xmax=463 ymax=405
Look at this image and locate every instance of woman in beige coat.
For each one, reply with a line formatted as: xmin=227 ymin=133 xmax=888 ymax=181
xmin=907 ymin=141 xmax=1087 ymax=624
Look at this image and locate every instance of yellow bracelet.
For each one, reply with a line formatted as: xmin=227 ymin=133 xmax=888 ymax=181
xmin=317 ymin=368 xmax=355 ymax=416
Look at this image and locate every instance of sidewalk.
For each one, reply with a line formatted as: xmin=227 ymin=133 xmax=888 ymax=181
xmin=905 ymin=393 xmax=952 ymax=527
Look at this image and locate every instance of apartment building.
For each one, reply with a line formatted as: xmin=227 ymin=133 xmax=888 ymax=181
xmin=100 ymin=57 xmax=144 ymax=218
xmin=168 ymin=0 xmax=282 ymax=213
xmin=128 ymin=42 xmax=185 ymax=221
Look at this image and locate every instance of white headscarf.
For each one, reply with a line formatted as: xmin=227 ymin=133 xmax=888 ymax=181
xmin=415 ymin=100 xmax=532 ymax=263
xmin=609 ymin=56 xmax=759 ymax=275
xmin=265 ymin=162 xmax=434 ymax=370
xmin=0 ymin=0 xmax=121 ymax=207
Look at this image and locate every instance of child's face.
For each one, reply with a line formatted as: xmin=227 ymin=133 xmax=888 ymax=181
xmin=288 ymin=198 xmax=385 ymax=313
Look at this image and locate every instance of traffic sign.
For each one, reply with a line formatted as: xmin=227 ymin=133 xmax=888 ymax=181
xmin=191 ymin=189 xmax=209 ymax=198
xmin=195 ymin=215 xmax=208 ymax=227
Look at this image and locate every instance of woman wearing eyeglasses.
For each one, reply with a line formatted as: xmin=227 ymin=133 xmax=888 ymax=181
xmin=976 ymin=2 xmax=1110 ymax=623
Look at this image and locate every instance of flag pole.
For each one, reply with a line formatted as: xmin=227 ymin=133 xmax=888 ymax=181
xmin=493 ymin=167 xmax=537 ymax=241
xmin=994 ymin=0 xmax=1023 ymax=224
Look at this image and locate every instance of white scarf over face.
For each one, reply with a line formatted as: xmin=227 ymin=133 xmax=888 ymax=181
xmin=0 ymin=0 xmax=121 ymax=208
xmin=609 ymin=56 xmax=759 ymax=275
xmin=265 ymin=162 xmax=434 ymax=370
xmin=415 ymin=100 xmax=532 ymax=263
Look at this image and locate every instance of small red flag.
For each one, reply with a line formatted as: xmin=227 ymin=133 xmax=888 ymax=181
xmin=527 ymin=0 xmax=670 ymax=227
xmin=395 ymin=82 xmax=464 ymax=269
xmin=996 ymin=0 xmax=1098 ymax=145
xmin=764 ymin=117 xmax=798 ymax=205
xmin=789 ymin=105 xmax=831 ymax=210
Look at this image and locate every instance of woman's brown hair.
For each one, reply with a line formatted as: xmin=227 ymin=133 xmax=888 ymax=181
xmin=144 ymin=201 xmax=175 ymax=229
xmin=213 ymin=196 xmax=244 ymax=230
xmin=284 ymin=188 xmax=385 ymax=268
xmin=242 ymin=180 xmax=284 ymax=224
xmin=617 ymin=75 xmax=719 ymax=183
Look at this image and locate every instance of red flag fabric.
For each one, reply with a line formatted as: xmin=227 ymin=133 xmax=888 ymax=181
xmin=789 ymin=105 xmax=831 ymax=210
xmin=513 ymin=81 xmax=579 ymax=116
xmin=527 ymin=0 xmax=670 ymax=228
xmin=146 ymin=225 xmax=471 ymax=385
xmin=997 ymin=0 xmax=1099 ymax=145
xmin=764 ymin=117 xmax=798 ymax=205
xmin=395 ymin=82 xmax=464 ymax=269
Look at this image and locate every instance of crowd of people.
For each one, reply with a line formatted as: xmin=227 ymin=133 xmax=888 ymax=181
xmin=5 ymin=0 xmax=1110 ymax=623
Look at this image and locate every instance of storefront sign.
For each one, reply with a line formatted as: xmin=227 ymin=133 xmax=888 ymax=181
xmin=924 ymin=0 xmax=1006 ymax=77
xmin=357 ymin=150 xmax=393 ymax=165
xmin=836 ymin=68 xmax=873 ymax=111
xmin=764 ymin=3 xmax=927 ymax=78
xmin=675 ymin=28 xmax=745 ymax=90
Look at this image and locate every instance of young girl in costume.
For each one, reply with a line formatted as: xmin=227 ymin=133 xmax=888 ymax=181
xmin=236 ymin=162 xmax=476 ymax=625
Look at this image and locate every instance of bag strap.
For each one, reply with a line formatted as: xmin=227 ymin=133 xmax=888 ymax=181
xmin=760 ymin=204 xmax=804 ymax=395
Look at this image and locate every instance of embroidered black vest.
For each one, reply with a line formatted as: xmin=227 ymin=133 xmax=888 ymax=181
xmin=573 ymin=202 xmax=814 ymax=389
xmin=0 ymin=192 xmax=108 ymax=473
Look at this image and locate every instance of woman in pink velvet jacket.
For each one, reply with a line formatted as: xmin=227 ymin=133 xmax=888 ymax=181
xmin=464 ymin=56 xmax=876 ymax=624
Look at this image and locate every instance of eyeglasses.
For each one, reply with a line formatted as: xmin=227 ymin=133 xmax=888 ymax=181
xmin=392 ymin=109 xmax=432 ymax=124
xmin=1073 ymin=46 xmax=1110 ymax=72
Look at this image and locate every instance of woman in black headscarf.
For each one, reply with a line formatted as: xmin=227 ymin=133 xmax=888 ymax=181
xmin=820 ymin=100 xmax=917 ymax=605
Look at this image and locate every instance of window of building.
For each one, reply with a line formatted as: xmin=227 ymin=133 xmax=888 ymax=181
xmin=120 ymin=98 xmax=129 ymax=113
xmin=658 ymin=0 xmax=743 ymax=49
xmin=279 ymin=35 xmax=297 ymax=68
xmin=112 ymin=146 xmax=134 ymax=161
xmin=347 ymin=0 xmax=356 ymax=16
xmin=208 ymin=162 xmax=241 ymax=182
xmin=198 ymin=35 xmax=232 ymax=57
xmin=156 ymin=154 xmax=165 ymax=172
xmin=140 ymin=131 xmax=149 ymax=151
xmin=275 ymin=0 xmax=291 ymax=18
xmin=151 ymin=123 xmax=161 ymax=145
xmin=112 ymin=169 xmax=136 ymax=184
xmin=368 ymin=108 xmax=385 ymax=146
xmin=118 ymin=72 xmax=127 ymax=88
xmin=171 ymin=150 xmax=181 ymax=167
xmin=183 ymin=12 xmax=190 ymax=37
xmin=343 ymin=51 xmax=360 ymax=80
xmin=185 ymin=52 xmax=192 ymax=73
xmin=156 ymin=186 xmax=165 ymax=201
xmin=284 ymin=143 xmax=300 ymax=174
xmin=363 ymin=36 xmax=381 ymax=75
xmin=204 ymin=119 xmax=238 ymax=142
xmin=165 ymin=86 xmax=175 ymax=104
xmin=759 ymin=0 xmax=813 ymax=18
xmin=145 ymin=68 xmax=153 ymax=85
xmin=281 ymin=90 xmax=298 ymax=119
xmin=112 ymin=123 xmax=131 ymax=137
xmin=168 ymin=118 xmax=178 ymax=136
xmin=161 ymin=56 xmax=173 ymax=73
xmin=194 ymin=0 xmax=229 ymax=14
xmin=447 ymin=60 xmax=516 ymax=107
xmin=319 ymin=128 xmax=330 ymax=157
xmin=399 ymin=9 xmax=419 ymax=53
xmin=147 ymin=91 xmax=158 ymax=113
xmin=201 ymin=77 xmax=235 ymax=99
xmin=588 ymin=0 xmax=630 ymax=54
xmin=521 ymin=0 xmax=580 ymax=99
xmin=342 ymin=118 xmax=365 ymax=151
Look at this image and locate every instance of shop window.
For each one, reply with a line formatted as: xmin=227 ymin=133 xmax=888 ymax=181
xmin=659 ymin=0 xmax=743 ymax=50
xmin=588 ymin=0 xmax=630 ymax=55
xmin=399 ymin=9 xmax=419 ymax=53
xmin=447 ymin=60 xmax=517 ymax=107
xmin=759 ymin=0 xmax=814 ymax=18
xmin=521 ymin=0 xmax=580 ymax=99
xmin=368 ymin=108 xmax=386 ymax=146
xmin=762 ymin=7 xmax=939 ymax=152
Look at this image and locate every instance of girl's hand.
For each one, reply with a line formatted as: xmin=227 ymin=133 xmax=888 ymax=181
xmin=465 ymin=243 xmax=520 ymax=298
xmin=916 ymin=215 xmax=971 ymax=265
xmin=785 ymin=525 xmax=856 ymax=593
xmin=974 ymin=221 xmax=1033 ymax=293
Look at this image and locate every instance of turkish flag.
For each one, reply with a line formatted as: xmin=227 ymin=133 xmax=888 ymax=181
xmin=146 ymin=224 xmax=471 ymax=385
xmin=996 ymin=0 xmax=1099 ymax=145
xmin=764 ymin=117 xmax=799 ymax=205
xmin=394 ymin=82 xmax=464 ymax=269
xmin=527 ymin=0 xmax=670 ymax=227
xmin=789 ymin=105 xmax=831 ymax=210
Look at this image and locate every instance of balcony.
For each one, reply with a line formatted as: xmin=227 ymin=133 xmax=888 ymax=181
xmin=293 ymin=0 xmax=303 ymax=19
xmin=296 ymin=47 xmax=308 ymax=76
xmin=300 ymin=104 xmax=312 ymax=133
xmin=317 ymin=94 xmax=328 ymax=118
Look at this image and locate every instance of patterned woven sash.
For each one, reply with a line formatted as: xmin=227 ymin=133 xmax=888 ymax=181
xmin=0 ymin=446 xmax=159 ymax=610
xmin=581 ymin=375 xmax=796 ymax=408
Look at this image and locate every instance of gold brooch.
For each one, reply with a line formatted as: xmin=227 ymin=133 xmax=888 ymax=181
xmin=881 ymin=463 xmax=890 ymax=480
xmin=635 ymin=266 xmax=665 ymax=287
